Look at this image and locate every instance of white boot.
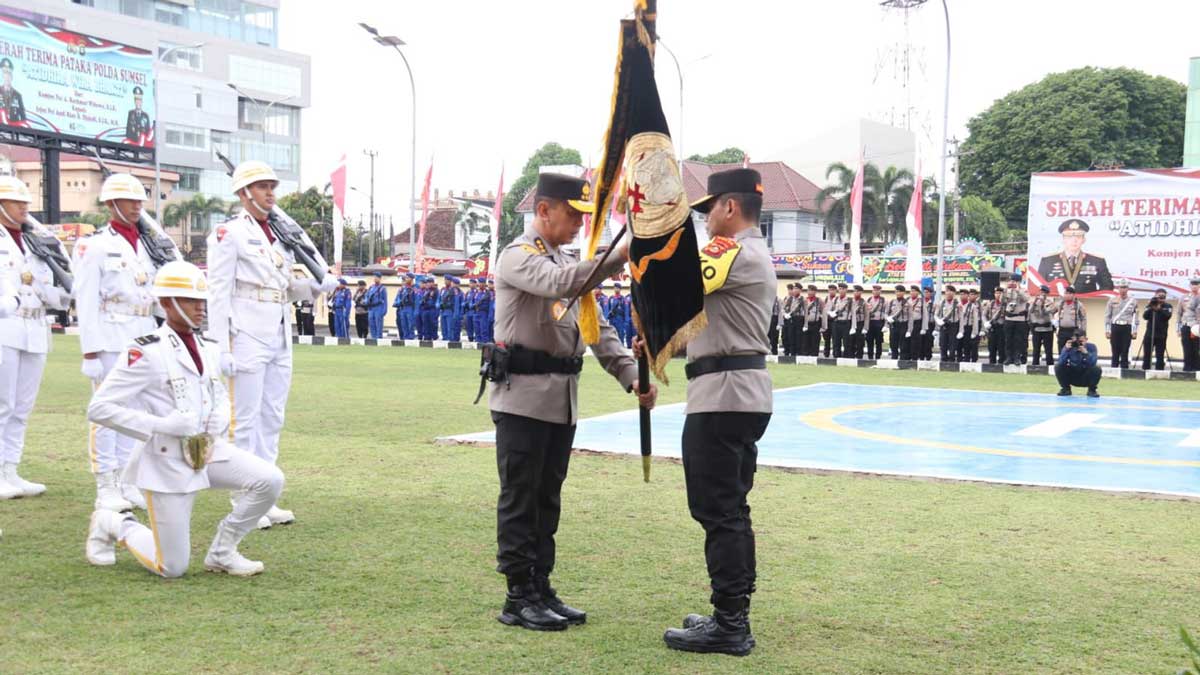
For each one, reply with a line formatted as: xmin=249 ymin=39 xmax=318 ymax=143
xmin=121 ymin=481 xmax=147 ymax=510
xmin=0 ymin=471 xmax=22 ymax=500
xmin=3 ymin=463 xmax=46 ymax=497
xmin=86 ymin=509 xmax=131 ymax=566
xmin=266 ymin=505 xmax=295 ymax=525
xmin=94 ymin=471 xmax=133 ymax=512
xmin=203 ymin=522 xmax=264 ymax=576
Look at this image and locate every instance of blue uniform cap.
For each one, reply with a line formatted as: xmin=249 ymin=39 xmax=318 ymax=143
xmin=373 ymin=271 xmax=382 ymax=278
xmin=337 ymin=277 xmax=347 ymax=285
xmin=404 ymin=272 xmax=415 ymax=279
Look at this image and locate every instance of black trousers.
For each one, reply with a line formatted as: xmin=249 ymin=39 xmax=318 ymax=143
xmin=682 ymin=412 xmax=771 ymax=599
xmin=767 ymin=316 xmax=779 ymax=356
xmin=1004 ymin=321 xmax=1028 ymax=363
xmin=1141 ymin=335 xmax=1168 ymax=370
xmin=988 ymin=325 xmax=1006 ymax=364
xmin=922 ymin=330 xmax=934 ymax=360
xmin=1109 ymin=324 xmax=1132 ymax=368
xmin=1030 ymin=327 xmax=1054 ymax=366
xmin=833 ymin=320 xmax=852 ymax=357
xmin=958 ymin=327 xmax=978 ymax=362
xmin=1055 ymin=364 xmax=1102 ymax=390
xmin=1183 ymin=325 xmax=1199 ymax=371
xmin=866 ymin=320 xmax=885 ymax=359
xmin=1056 ymin=329 xmax=1079 ymax=353
xmin=939 ymin=323 xmax=959 ymax=362
xmin=822 ymin=327 xmax=832 ymax=357
xmin=909 ymin=331 xmax=925 ymax=361
xmin=781 ymin=318 xmax=793 ymax=355
xmin=801 ymin=324 xmax=821 ymax=356
xmin=492 ymin=412 xmax=576 ymax=579
xmin=355 ymin=313 xmax=369 ymax=338
xmin=850 ymin=327 xmax=865 ymax=358
xmin=889 ymin=322 xmax=907 ymax=359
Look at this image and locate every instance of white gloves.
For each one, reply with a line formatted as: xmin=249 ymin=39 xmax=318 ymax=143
xmin=220 ymin=353 xmax=236 ymax=378
xmin=81 ymin=357 xmax=105 ymax=382
xmin=956 ymin=332 xmax=963 ymax=340
xmin=935 ymin=318 xmax=945 ymax=327
xmin=155 ymin=410 xmax=200 ymax=438
xmin=315 ymin=273 xmax=339 ymax=294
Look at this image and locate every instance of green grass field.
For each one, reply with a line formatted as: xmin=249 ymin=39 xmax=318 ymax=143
xmin=4 ymin=336 xmax=1199 ymax=673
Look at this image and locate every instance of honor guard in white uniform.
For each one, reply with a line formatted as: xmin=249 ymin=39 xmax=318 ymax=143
xmin=85 ymin=262 xmax=284 ymax=577
xmin=206 ymin=161 xmax=337 ymax=529
xmin=73 ymin=173 xmax=181 ymax=512
xmin=0 ymin=176 xmax=71 ymax=498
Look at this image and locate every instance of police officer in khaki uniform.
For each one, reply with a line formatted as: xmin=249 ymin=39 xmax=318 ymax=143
xmin=488 ymin=173 xmax=657 ymax=632
xmin=821 ymin=284 xmax=837 ymax=357
xmin=828 ymin=282 xmax=852 ymax=357
xmin=848 ymin=284 xmax=867 ymax=358
xmin=886 ymin=285 xmax=908 ymax=359
xmin=984 ymin=287 xmax=1006 ymax=364
xmin=864 ymin=283 xmax=886 ymax=359
xmin=800 ymin=284 xmax=824 ymax=356
xmin=1054 ymin=286 xmax=1086 ymax=353
xmin=1028 ymin=284 xmax=1057 ymax=366
xmin=934 ymin=285 xmax=960 ymax=362
xmin=1002 ymin=274 xmax=1030 ymax=365
xmin=1104 ymin=278 xmax=1139 ymax=368
xmin=662 ymin=168 xmax=774 ymax=657
xmin=907 ymin=285 xmax=928 ymax=360
xmin=1181 ymin=278 xmax=1200 ymax=371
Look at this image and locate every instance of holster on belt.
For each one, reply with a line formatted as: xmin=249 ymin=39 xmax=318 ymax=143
xmin=474 ymin=343 xmax=511 ymax=404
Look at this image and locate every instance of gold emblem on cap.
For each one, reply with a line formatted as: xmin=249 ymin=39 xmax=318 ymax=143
xmin=1069 ymin=222 xmax=1080 ymax=230
xmin=581 ymin=183 xmax=591 ymax=199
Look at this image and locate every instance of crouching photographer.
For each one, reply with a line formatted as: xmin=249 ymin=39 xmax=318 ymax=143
xmin=1055 ymin=330 xmax=1101 ymax=398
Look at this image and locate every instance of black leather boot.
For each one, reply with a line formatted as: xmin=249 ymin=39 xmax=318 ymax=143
xmin=497 ymin=575 xmax=569 ymax=631
xmin=664 ymin=595 xmax=754 ymax=656
xmin=535 ymin=574 xmax=586 ymax=625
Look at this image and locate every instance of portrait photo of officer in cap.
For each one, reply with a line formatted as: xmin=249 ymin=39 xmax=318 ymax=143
xmin=124 ymin=85 xmax=152 ymax=145
xmin=1036 ymin=219 xmax=1113 ymax=293
xmin=0 ymin=57 xmax=26 ymax=126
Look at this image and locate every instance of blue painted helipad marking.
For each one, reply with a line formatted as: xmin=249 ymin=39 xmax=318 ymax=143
xmin=445 ymin=383 xmax=1200 ymax=498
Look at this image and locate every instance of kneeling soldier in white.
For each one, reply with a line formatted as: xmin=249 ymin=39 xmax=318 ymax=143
xmin=0 ymin=176 xmax=71 ymax=498
xmin=85 ymin=261 xmax=284 ymax=577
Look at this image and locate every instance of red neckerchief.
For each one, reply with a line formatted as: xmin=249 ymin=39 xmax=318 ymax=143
xmin=256 ymin=218 xmax=276 ymax=244
xmin=177 ymin=330 xmax=204 ymax=375
xmin=4 ymin=226 xmax=23 ymax=254
xmin=109 ymin=219 xmax=140 ymax=252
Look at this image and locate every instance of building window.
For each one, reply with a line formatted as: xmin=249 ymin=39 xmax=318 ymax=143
xmin=158 ymin=42 xmax=203 ymax=71
xmin=162 ymin=123 xmax=207 ymax=150
xmin=760 ymin=212 xmax=774 ymax=249
xmin=227 ymin=138 xmax=299 ymax=174
xmin=154 ymin=1 xmax=184 ymax=26
xmin=229 ymin=55 xmax=302 ymax=99
xmin=164 ymin=165 xmax=202 ymax=192
xmin=237 ymin=100 xmax=298 ymax=137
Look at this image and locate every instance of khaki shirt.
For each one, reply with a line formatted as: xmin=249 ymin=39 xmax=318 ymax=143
xmin=866 ymin=295 xmax=886 ymax=321
xmin=886 ymin=296 xmax=909 ymax=324
xmin=1028 ymin=295 xmax=1056 ymax=328
xmin=802 ymin=296 xmax=824 ymax=330
xmin=960 ymin=301 xmax=982 ymax=335
xmin=489 ymin=225 xmax=636 ymax=425
xmin=1056 ymin=299 xmax=1086 ymax=329
xmin=1104 ymin=295 xmax=1140 ymax=333
xmin=686 ymin=227 xmax=775 ymax=415
xmin=983 ymin=299 xmax=1005 ymax=327
xmin=782 ymin=294 xmax=801 ymax=319
xmin=1002 ymin=288 xmax=1029 ymax=321
xmin=935 ymin=298 xmax=961 ymax=325
xmin=1179 ymin=292 xmax=1199 ymax=327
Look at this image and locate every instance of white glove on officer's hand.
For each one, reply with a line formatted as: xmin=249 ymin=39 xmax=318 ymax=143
xmin=315 ymin=273 xmax=339 ymax=294
xmin=956 ymin=332 xmax=963 ymax=340
xmin=154 ymin=410 xmax=200 ymax=438
xmin=220 ymin=353 xmax=236 ymax=377
xmin=81 ymin=357 xmax=105 ymax=382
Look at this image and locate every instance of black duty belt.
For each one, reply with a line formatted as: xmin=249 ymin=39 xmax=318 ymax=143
xmin=685 ymin=354 xmax=766 ymax=381
xmin=508 ymin=346 xmax=584 ymax=376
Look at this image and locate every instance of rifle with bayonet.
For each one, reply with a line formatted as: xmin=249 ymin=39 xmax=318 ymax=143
xmin=214 ymin=149 xmax=327 ymax=282
xmin=20 ymin=214 xmax=73 ymax=293
xmin=90 ymin=150 xmax=179 ymax=268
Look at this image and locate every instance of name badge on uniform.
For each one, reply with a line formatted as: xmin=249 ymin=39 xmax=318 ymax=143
xmin=249 ymin=239 xmax=263 ymax=245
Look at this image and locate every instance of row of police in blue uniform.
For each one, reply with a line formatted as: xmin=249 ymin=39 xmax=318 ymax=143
xmin=592 ymin=283 xmax=638 ymax=348
xmin=326 ymin=273 xmax=496 ymax=342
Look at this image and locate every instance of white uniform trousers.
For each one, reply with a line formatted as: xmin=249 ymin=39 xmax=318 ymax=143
xmin=88 ymin=351 xmax=140 ymax=474
xmin=119 ymin=448 xmax=284 ymax=578
xmin=0 ymin=346 xmax=46 ymax=464
xmin=229 ymin=324 xmax=292 ymax=466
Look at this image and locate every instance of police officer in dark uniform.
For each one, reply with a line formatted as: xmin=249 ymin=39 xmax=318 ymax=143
xmin=124 ymin=86 xmax=152 ymax=145
xmin=0 ymin=57 xmax=26 ymax=125
xmin=1140 ymin=288 xmax=1173 ymax=370
xmin=1036 ymin=219 xmax=1113 ymax=293
xmin=488 ymin=173 xmax=657 ymax=631
xmin=661 ymin=168 xmax=774 ymax=656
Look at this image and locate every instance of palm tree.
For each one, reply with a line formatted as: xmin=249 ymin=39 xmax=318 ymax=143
xmin=815 ymin=161 xmax=882 ymax=242
xmin=867 ymin=165 xmax=915 ymax=243
xmin=455 ymin=200 xmax=486 ymax=258
xmin=163 ymin=194 xmax=227 ymax=258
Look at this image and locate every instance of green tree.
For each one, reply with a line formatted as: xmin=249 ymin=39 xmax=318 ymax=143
xmin=276 ymin=186 xmax=335 ymax=243
xmin=455 ymin=199 xmax=488 ymax=259
xmin=501 ymin=142 xmax=583 ymax=249
xmin=685 ymin=147 xmax=747 ymax=164
xmin=959 ymin=67 xmax=1186 ymax=226
xmin=957 ymin=195 xmax=1010 ymax=244
xmin=867 ymin=164 xmax=915 ymax=243
xmin=163 ymin=193 xmax=227 ymax=258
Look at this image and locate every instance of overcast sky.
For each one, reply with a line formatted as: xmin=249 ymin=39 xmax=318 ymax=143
xmin=280 ymin=0 xmax=1200 ymax=227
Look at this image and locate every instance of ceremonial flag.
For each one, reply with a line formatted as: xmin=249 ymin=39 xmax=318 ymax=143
xmin=490 ymin=166 xmax=504 ymax=276
xmin=849 ymin=148 xmax=865 ymax=284
xmin=330 ymin=153 xmax=347 ymax=272
xmin=416 ymin=160 xmax=433 ymax=270
xmin=904 ymin=155 xmax=924 ymax=285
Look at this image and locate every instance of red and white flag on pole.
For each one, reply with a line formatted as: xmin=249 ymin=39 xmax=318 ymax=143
xmin=490 ymin=166 xmax=504 ymax=277
xmin=904 ymin=154 xmax=924 ymax=285
xmin=849 ymin=148 xmax=865 ymax=284
xmin=416 ymin=159 xmax=433 ymax=271
xmin=329 ymin=154 xmax=347 ymax=272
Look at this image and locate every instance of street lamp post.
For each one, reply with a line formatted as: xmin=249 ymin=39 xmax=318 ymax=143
xmin=656 ymin=39 xmax=710 ymax=163
xmin=226 ymin=83 xmax=295 ymax=145
xmin=935 ymin=0 xmax=951 ymax=293
xmin=359 ymin=23 xmax=416 ymax=272
xmin=153 ymin=42 xmax=206 ymax=217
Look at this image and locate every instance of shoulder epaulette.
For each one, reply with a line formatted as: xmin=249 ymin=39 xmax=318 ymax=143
xmin=133 ymin=334 xmax=161 ymax=346
xmin=199 ymin=335 xmax=217 ymax=344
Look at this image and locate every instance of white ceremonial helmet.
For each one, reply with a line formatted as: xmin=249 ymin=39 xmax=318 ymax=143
xmin=231 ymin=160 xmax=279 ymax=193
xmin=0 ymin=175 xmax=33 ymax=203
xmin=152 ymin=260 xmax=210 ymax=300
xmin=99 ymin=173 xmax=148 ymax=202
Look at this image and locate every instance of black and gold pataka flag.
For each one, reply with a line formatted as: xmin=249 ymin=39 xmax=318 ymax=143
xmin=580 ymin=0 xmax=706 ymax=384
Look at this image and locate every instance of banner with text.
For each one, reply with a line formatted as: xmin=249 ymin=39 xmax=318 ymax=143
xmin=1027 ymin=169 xmax=1200 ymax=298
xmin=773 ymin=253 xmax=1003 ymax=287
xmin=0 ymin=13 xmax=155 ymax=147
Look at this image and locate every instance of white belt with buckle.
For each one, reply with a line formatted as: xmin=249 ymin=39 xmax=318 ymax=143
xmin=102 ymin=300 xmax=152 ymax=317
xmin=235 ymin=283 xmax=287 ymax=305
xmin=17 ymin=307 xmax=45 ymax=320
xmin=1116 ymin=321 xmax=1129 ymax=326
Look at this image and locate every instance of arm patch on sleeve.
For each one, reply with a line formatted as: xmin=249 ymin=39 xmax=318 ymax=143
xmin=698 ymin=236 xmax=742 ymax=295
